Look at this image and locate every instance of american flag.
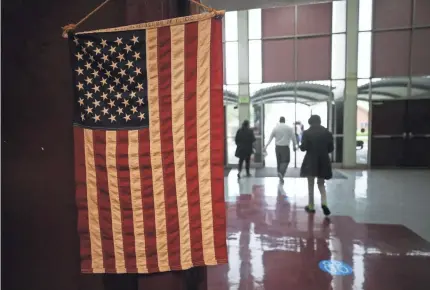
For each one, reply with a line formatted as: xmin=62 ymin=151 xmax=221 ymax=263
xmin=69 ymin=13 xmax=227 ymax=274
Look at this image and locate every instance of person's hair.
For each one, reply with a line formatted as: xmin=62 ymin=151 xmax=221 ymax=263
xmin=308 ymin=115 xmax=321 ymax=126
xmin=242 ymin=120 xmax=250 ymax=129
xmin=279 ymin=117 xmax=285 ymax=123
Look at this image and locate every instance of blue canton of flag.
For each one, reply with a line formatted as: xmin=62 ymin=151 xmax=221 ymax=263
xmin=70 ymin=31 xmax=148 ymax=129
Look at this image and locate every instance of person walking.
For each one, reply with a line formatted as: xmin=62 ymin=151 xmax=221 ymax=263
xmin=264 ymin=117 xmax=297 ymax=184
xmin=299 ymin=115 xmax=333 ymax=216
xmin=235 ymin=120 xmax=256 ymax=179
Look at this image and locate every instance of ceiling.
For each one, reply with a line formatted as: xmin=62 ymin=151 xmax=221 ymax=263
xmin=202 ymin=0 xmax=332 ymax=12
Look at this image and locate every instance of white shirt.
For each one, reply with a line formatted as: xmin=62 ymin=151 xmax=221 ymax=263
xmin=266 ymin=123 xmax=297 ymax=147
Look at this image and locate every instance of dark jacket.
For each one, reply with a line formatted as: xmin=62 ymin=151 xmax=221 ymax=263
xmin=299 ymin=125 xmax=334 ymax=179
xmin=235 ymin=127 xmax=256 ymax=158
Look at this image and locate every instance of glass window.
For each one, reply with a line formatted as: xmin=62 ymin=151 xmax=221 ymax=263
xmin=296 ymin=36 xmax=331 ymax=81
xmin=372 ymin=31 xmax=411 ymax=77
xmin=357 ymin=32 xmax=372 ymax=79
xmin=297 ymin=2 xmax=332 ymax=35
xmin=224 ymin=11 xmax=238 ymax=41
xmin=332 ymin=0 xmax=346 ymax=33
xmin=414 ymin=0 xmax=430 ymax=27
xmin=331 ymin=34 xmax=346 ymax=79
xmin=248 ymin=9 xmax=262 ymax=40
xmin=373 ymin=0 xmax=412 ymax=30
xmin=225 ymin=42 xmax=239 ymax=85
xmin=359 ymin=0 xmax=373 ymax=31
xmin=249 ymin=40 xmax=262 ymax=84
xmin=262 ymin=39 xmax=294 ymax=82
xmin=262 ymin=7 xmax=295 ymax=38
xmin=411 ymin=29 xmax=430 ymax=76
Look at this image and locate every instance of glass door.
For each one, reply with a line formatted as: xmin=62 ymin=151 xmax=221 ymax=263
xmin=250 ymin=104 xmax=264 ymax=167
xmin=225 ymin=104 xmax=239 ymax=167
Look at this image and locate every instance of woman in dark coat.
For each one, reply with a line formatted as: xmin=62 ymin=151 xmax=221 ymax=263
xmin=300 ymin=115 xmax=334 ymax=216
xmin=235 ymin=120 xmax=256 ymax=178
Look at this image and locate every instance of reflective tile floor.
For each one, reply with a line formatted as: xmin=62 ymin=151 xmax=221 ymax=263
xmin=208 ymin=169 xmax=430 ymax=290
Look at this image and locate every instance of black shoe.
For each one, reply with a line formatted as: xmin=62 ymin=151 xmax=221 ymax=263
xmin=246 ymin=172 xmax=252 ymax=177
xmin=322 ymin=205 xmax=331 ymax=216
xmin=305 ymin=206 xmax=316 ymax=214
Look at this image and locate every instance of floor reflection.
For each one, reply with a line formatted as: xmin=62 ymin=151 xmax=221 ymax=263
xmin=209 ymin=178 xmax=430 ymax=290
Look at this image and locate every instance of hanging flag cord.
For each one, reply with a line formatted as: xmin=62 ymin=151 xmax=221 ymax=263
xmin=62 ymin=0 xmax=217 ymax=37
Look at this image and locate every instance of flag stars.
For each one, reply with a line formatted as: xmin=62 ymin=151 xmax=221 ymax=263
xmin=109 ymin=114 xmax=116 ymax=123
xmin=110 ymin=61 xmax=118 ymax=70
xmin=105 ymin=71 xmax=112 ymax=78
xmin=78 ymin=98 xmax=85 ymax=106
xmin=85 ymin=106 xmax=93 ymax=115
xmin=85 ymin=91 xmax=93 ymax=99
xmin=75 ymin=52 xmax=84 ymax=61
xmin=116 ymin=53 xmax=125 ymax=61
xmin=92 ymin=114 xmax=101 ymax=122
xmin=91 ymin=70 xmax=99 ymax=78
xmin=81 ymin=113 xmax=85 ymax=121
xmin=75 ymin=67 xmax=84 ymax=75
xmin=137 ymin=97 xmax=144 ymax=106
xmin=115 ymin=92 xmax=122 ymax=100
xmin=94 ymin=47 xmax=102 ymax=55
xmin=126 ymin=60 xmax=134 ymax=68
xmin=85 ymin=76 xmax=93 ymax=85
xmin=108 ymin=100 xmax=116 ymax=108
xmin=97 ymin=63 xmax=104 ymax=70
xmin=108 ymin=85 xmax=115 ymax=93
xmin=122 ymin=99 xmax=130 ymax=107
xmin=92 ymin=100 xmax=101 ymax=108
xmin=89 ymin=55 xmax=95 ymax=62
xmin=92 ymin=84 xmax=100 ymax=93
xmin=76 ymin=82 xmax=84 ymax=91
xmin=136 ymin=83 xmax=144 ymax=91
xmin=109 ymin=46 xmax=116 ymax=55
xmin=123 ymin=114 xmax=131 ymax=122
xmin=128 ymin=76 xmax=135 ymax=84
xmin=100 ymin=78 xmax=108 ymax=86
xmin=73 ymin=37 xmax=79 ymax=45
xmin=124 ymin=44 xmax=132 ymax=53
xmin=102 ymin=54 xmax=109 ymax=63
xmin=114 ymin=37 xmax=123 ymax=45
xmin=130 ymin=91 xmax=137 ymax=98
xmin=138 ymin=112 xmax=145 ymax=121
xmin=85 ymin=40 xmax=94 ymax=47
xmin=122 ymin=84 xmax=129 ymax=92
xmin=101 ymin=92 xmax=108 ymax=100
xmin=114 ymin=78 xmax=121 ymax=85
xmin=101 ymin=39 xmax=108 ymax=47
xmin=119 ymin=69 xmax=127 ymax=77
xmin=85 ymin=62 xmax=92 ymax=70
xmin=116 ymin=107 xmax=124 ymax=115
xmin=131 ymin=106 xmax=138 ymax=114
xmin=131 ymin=35 xmax=139 ymax=44
xmin=134 ymin=67 xmax=142 ymax=75
xmin=133 ymin=52 xmax=141 ymax=60
xmin=102 ymin=107 xmax=109 ymax=115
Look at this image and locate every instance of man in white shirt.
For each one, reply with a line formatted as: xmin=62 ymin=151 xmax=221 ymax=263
xmin=264 ymin=117 xmax=297 ymax=183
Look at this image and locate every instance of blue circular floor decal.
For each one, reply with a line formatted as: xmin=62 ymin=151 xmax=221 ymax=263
xmin=319 ymin=260 xmax=353 ymax=276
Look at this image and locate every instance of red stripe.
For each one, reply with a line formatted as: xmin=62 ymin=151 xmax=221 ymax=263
xmin=138 ymin=129 xmax=159 ymax=272
xmin=210 ymin=18 xmax=228 ymax=262
xmin=74 ymin=127 xmax=92 ymax=272
xmin=92 ymin=130 xmax=115 ymax=271
xmin=157 ymin=26 xmax=181 ymax=269
xmin=184 ymin=22 xmax=204 ymax=265
xmin=116 ymin=130 xmax=137 ymax=272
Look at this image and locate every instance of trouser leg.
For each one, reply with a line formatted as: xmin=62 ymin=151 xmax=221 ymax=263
xmin=307 ymin=177 xmax=315 ymax=208
xmin=238 ymin=158 xmax=244 ymax=173
xmin=245 ymin=155 xmax=250 ymax=175
xmin=275 ymin=146 xmax=281 ymax=173
xmin=317 ymin=178 xmax=327 ymax=205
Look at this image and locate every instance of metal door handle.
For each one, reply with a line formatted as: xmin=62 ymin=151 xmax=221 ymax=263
xmin=408 ymin=132 xmax=414 ymax=139
xmin=402 ymin=132 xmax=407 ymax=139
